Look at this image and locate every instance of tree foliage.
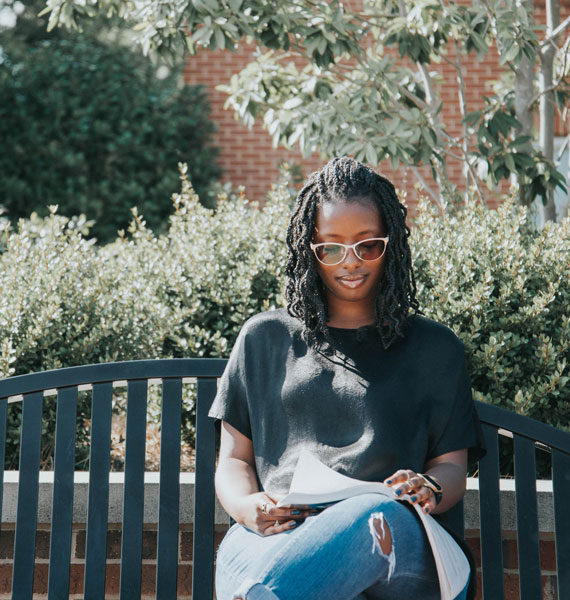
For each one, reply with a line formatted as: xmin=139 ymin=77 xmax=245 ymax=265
xmin=38 ymin=0 xmax=570 ymax=214
xmin=0 ymin=22 xmax=222 ymax=242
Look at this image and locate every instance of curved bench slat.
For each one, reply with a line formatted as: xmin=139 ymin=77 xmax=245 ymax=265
xmin=12 ymin=392 xmax=43 ymax=600
xmin=553 ymin=449 xmax=570 ymax=600
xmin=0 ymin=359 xmax=227 ymax=400
xmin=514 ymin=434 xmax=541 ymax=600
xmin=478 ymin=424 xmax=505 ymax=599
xmin=47 ymin=387 xmax=78 ymax=600
xmin=84 ymin=383 xmax=113 ymax=600
xmin=156 ymin=378 xmax=183 ymax=600
xmin=192 ymin=379 xmax=218 ymax=600
xmin=0 ymin=398 xmax=7 ymax=528
xmin=119 ymin=380 xmax=148 ymax=600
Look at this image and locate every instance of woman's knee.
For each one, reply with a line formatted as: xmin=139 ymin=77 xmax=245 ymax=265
xmin=369 ymin=511 xmax=393 ymax=555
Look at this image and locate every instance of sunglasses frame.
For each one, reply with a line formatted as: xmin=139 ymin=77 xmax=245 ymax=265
xmin=310 ymin=237 xmax=390 ymax=266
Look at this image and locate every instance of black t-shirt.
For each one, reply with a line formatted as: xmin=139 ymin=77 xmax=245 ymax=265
xmin=209 ymin=308 xmax=485 ymax=495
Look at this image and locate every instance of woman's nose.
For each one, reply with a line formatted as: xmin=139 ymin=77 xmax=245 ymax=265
xmin=342 ymin=247 xmax=361 ymax=266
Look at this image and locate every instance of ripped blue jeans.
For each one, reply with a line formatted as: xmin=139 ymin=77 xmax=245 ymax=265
xmin=215 ymin=494 xmax=470 ymax=600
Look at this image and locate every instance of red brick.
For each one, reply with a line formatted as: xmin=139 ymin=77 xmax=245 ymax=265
xmin=35 ymin=530 xmax=51 ymax=560
xmin=107 ymin=530 xmax=122 ymax=559
xmin=543 ymin=575 xmax=559 ymax=600
xmin=105 ymin=564 xmax=121 ymax=595
xmin=140 ymin=563 xmax=157 ymax=595
xmin=68 ymin=563 xmax=85 ymax=594
xmin=74 ymin=529 xmax=86 ymax=558
xmin=214 ymin=530 xmax=227 ymax=551
xmin=141 ymin=531 xmax=158 ymax=560
xmin=541 ymin=539 xmax=557 ymax=572
xmin=0 ymin=532 xmax=14 ymax=559
xmin=180 ymin=531 xmax=193 ymax=561
xmin=465 ymin=535 xmax=481 ymax=568
xmin=177 ymin=564 xmax=193 ymax=596
xmin=0 ymin=565 xmax=13 ymax=592
xmin=32 ymin=563 xmax=49 ymax=594
xmin=502 ymin=538 xmax=518 ymax=569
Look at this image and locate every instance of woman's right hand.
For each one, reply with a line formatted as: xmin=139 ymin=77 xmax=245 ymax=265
xmin=236 ymin=491 xmax=317 ymax=536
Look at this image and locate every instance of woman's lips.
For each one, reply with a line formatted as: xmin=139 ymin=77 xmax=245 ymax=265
xmin=336 ymin=274 xmax=368 ymax=288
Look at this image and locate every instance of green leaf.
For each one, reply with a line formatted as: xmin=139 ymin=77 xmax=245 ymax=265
xmin=282 ymin=97 xmax=303 ymax=110
xmin=214 ymin=27 xmax=226 ymax=50
xmin=365 ymin=143 xmax=378 ymax=165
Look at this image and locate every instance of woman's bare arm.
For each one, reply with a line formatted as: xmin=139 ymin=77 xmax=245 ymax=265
xmin=215 ymin=421 xmax=315 ymax=534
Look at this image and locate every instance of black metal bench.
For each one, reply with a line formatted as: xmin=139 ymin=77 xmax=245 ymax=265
xmin=0 ymin=358 xmax=569 ymax=599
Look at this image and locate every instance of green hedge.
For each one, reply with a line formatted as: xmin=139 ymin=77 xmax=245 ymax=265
xmin=1 ymin=174 xmax=568 ymax=468
xmin=0 ymin=37 xmax=221 ymax=242
xmin=413 ymin=198 xmax=570 ymax=431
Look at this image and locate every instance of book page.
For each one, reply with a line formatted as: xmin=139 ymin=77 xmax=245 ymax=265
xmin=413 ymin=505 xmax=470 ymax=600
xmin=277 ymin=449 xmax=396 ymax=506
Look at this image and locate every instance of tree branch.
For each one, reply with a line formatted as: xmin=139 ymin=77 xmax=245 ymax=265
xmin=531 ymin=35 xmax=570 ymax=106
xmin=541 ymin=14 xmax=570 ymax=49
xmin=455 ymin=39 xmax=471 ymax=195
xmin=410 ymin=166 xmax=445 ymax=209
xmin=397 ymin=85 xmax=430 ymax=111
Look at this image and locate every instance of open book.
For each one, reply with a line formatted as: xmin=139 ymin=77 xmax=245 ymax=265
xmin=277 ymin=450 xmax=469 ymax=600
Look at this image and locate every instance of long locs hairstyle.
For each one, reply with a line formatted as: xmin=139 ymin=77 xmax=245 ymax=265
xmin=285 ymin=157 xmax=420 ymax=350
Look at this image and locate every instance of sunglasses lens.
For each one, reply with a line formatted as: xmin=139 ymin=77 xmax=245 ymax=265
xmin=315 ymin=244 xmax=346 ymax=265
xmin=355 ymin=239 xmax=386 ymax=261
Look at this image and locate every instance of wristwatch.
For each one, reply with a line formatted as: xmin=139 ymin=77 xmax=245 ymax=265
xmin=421 ymin=474 xmax=443 ymax=505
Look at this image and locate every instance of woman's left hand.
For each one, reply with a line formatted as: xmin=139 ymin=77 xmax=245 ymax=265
xmin=383 ymin=469 xmax=436 ymax=515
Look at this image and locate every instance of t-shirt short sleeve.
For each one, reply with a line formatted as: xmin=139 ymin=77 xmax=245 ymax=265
xmin=427 ymin=348 xmax=485 ymax=467
xmin=208 ymin=326 xmax=252 ymax=439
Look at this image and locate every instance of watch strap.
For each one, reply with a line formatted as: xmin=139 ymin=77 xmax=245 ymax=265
xmin=421 ymin=474 xmax=443 ymax=505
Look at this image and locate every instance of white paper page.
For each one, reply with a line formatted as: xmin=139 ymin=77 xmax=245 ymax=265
xmin=415 ymin=507 xmax=471 ymax=600
xmin=286 ymin=448 xmax=394 ymax=497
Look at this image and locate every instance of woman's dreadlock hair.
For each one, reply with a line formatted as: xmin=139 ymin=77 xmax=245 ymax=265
xmin=285 ymin=156 xmax=420 ymax=350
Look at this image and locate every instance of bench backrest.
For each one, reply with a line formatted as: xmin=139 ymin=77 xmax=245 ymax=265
xmin=0 ymin=358 xmax=569 ymax=599
xmin=0 ymin=359 xmax=225 ymax=600
xmin=474 ymin=402 xmax=570 ymax=599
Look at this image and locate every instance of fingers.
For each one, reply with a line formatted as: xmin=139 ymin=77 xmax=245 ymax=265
xmin=264 ymin=518 xmax=298 ymax=535
xmin=384 ymin=470 xmax=435 ymax=514
xmin=408 ymin=485 xmax=436 ymax=514
xmin=384 ymin=469 xmax=417 ymax=496
xmin=260 ymin=499 xmax=315 ymax=521
xmin=257 ymin=497 xmax=317 ymax=536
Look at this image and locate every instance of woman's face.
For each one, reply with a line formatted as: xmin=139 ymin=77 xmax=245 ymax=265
xmin=313 ymin=199 xmax=387 ymax=322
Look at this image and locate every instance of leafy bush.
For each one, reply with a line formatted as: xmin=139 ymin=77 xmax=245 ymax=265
xmin=412 ymin=197 xmax=570 ymax=433
xmin=0 ymin=37 xmax=221 ymax=242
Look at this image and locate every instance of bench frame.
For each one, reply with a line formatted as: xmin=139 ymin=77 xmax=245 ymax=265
xmin=0 ymin=358 xmax=569 ymax=599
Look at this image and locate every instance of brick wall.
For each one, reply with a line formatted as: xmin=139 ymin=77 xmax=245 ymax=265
xmin=465 ymin=531 xmax=560 ymax=600
xmin=0 ymin=524 xmax=226 ymax=599
xmin=184 ymin=0 xmax=570 ymax=211
xmin=0 ymin=524 xmax=559 ymax=598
